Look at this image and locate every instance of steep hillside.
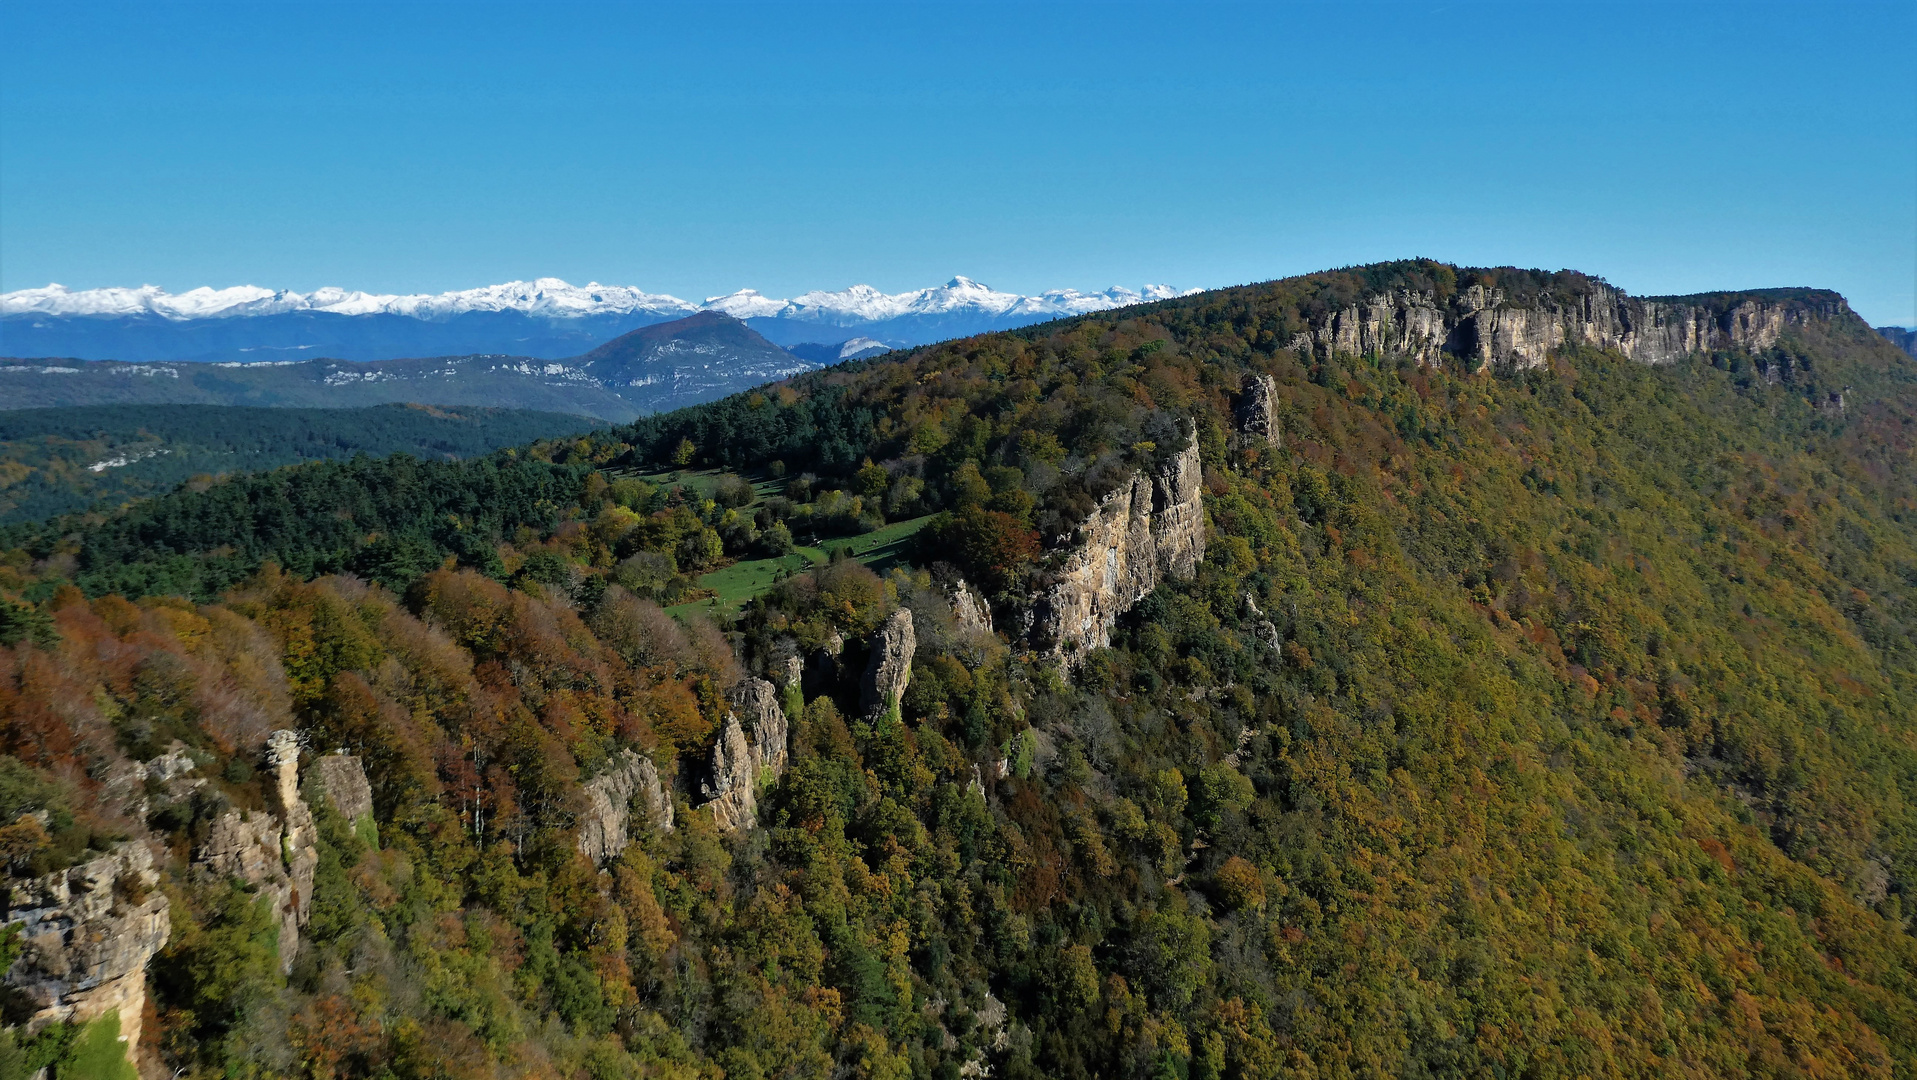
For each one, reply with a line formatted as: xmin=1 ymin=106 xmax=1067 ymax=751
xmin=0 ymin=312 xmax=809 ymax=420
xmin=0 ymin=403 xmax=601 ymax=525
xmin=2 ymin=261 xmax=1914 ymax=1080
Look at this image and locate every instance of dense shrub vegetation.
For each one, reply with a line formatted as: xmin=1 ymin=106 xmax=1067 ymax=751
xmin=2 ymin=262 xmax=1914 ymax=1079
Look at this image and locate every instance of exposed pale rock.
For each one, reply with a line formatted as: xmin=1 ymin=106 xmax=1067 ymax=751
xmin=698 ymin=678 xmax=791 ymax=834
xmin=267 ymin=732 xmax=317 ymax=941
xmin=1030 ymin=440 xmax=1207 ymax=664
xmin=860 ymin=609 xmax=916 ymax=718
xmin=1238 ymin=373 xmax=1281 ymax=447
xmin=1287 ymin=282 xmax=1841 ymax=370
xmin=143 ymin=744 xmax=198 ymax=784
xmin=193 ymin=732 xmax=318 ymax=973
xmin=4 ymin=842 xmax=170 ymax=1060
xmin=948 ymin=578 xmax=994 ymax=634
xmin=578 ymin=749 xmax=674 ymax=864
xmin=315 ymin=752 xmax=374 ymax=826
xmin=198 ymin=810 xmax=303 ymax=967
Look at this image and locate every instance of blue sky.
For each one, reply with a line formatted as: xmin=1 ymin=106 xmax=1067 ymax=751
xmin=4 ymin=1 xmax=1914 ymax=324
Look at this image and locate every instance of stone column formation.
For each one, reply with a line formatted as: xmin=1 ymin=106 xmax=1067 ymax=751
xmin=698 ymin=675 xmax=800 ymax=834
xmin=193 ymin=730 xmax=330 ymax=974
xmin=860 ymin=609 xmax=916 ymax=719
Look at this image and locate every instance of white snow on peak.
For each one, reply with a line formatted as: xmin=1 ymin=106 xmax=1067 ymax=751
xmin=837 ymin=337 xmax=890 ymax=359
xmin=3 ymin=277 xmax=1197 ymax=325
xmin=1 ymin=279 xmax=697 ymax=323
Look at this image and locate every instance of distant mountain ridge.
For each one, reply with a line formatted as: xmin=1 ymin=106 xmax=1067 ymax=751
xmin=0 ymin=311 xmax=812 ymax=421
xmin=0 ymin=275 xmax=1193 ymax=362
xmin=1879 ymin=325 xmax=1917 ymax=358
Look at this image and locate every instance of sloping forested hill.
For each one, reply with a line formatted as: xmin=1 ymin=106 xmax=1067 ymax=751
xmin=1 ymin=261 xmax=1914 ymax=1080
xmin=0 ymin=403 xmax=601 ymax=525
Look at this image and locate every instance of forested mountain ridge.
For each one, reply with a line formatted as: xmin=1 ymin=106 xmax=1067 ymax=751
xmin=2 ymin=260 xmax=1914 ymax=1080
xmin=0 ymin=312 xmax=812 ymax=421
xmin=0 ymin=404 xmax=601 ymax=525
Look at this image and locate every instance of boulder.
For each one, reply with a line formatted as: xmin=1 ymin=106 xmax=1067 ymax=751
xmin=860 ymin=609 xmax=916 ymax=718
xmin=3 ymin=842 xmax=170 ymax=1060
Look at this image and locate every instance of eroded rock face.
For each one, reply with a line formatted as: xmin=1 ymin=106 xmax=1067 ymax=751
xmin=860 ymin=610 xmax=916 ymax=718
xmin=1030 ymin=440 xmax=1207 ymax=665
xmin=1284 ymin=282 xmax=1842 ymax=370
xmin=315 ymin=752 xmax=374 ymax=826
xmin=699 ymin=678 xmax=791 ymax=834
xmin=194 ymin=731 xmax=318 ymax=974
xmin=578 ymin=749 xmax=675 ymax=864
xmin=948 ymin=578 xmax=993 ymax=635
xmin=1238 ymin=373 xmax=1281 ymax=447
xmin=4 ymin=842 xmax=170 ymax=1058
xmin=267 ymin=732 xmax=318 ymax=934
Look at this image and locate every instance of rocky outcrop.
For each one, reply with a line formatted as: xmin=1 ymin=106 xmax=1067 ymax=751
xmin=1237 ymin=373 xmax=1281 ymax=446
xmin=194 ymin=731 xmax=317 ymax=973
xmin=699 ymin=678 xmax=790 ymax=834
xmin=948 ymin=578 xmax=993 ymax=634
xmin=4 ymin=842 xmax=170 ymax=1059
xmin=315 ymin=752 xmax=374 ymax=826
xmin=860 ymin=610 xmax=916 ymax=718
xmin=1030 ymin=440 xmax=1206 ymax=664
xmin=1287 ymin=282 xmax=1846 ymax=370
xmin=578 ymin=749 xmax=674 ymax=864
xmin=1879 ymin=325 xmax=1917 ymax=359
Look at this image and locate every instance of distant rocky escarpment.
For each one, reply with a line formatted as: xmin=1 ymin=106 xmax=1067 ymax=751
xmin=1878 ymin=325 xmax=1917 ymax=359
xmin=1285 ymin=279 xmax=1847 ymax=369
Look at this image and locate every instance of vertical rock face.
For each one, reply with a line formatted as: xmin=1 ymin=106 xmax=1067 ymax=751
xmin=859 ymin=610 xmax=916 ymax=719
xmin=578 ymin=749 xmax=675 ymax=864
xmin=948 ymin=578 xmax=994 ymax=634
xmin=1285 ymin=283 xmax=1842 ymax=370
xmin=194 ymin=731 xmax=318 ymax=974
xmin=1237 ymin=373 xmax=1281 ymax=447
xmin=315 ymin=752 xmax=374 ymax=826
xmin=699 ymin=677 xmax=791 ymax=834
xmin=4 ymin=842 xmax=170 ymax=1057
xmin=1029 ymin=440 xmax=1207 ymax=665
xmin=267 ymin=731 xmax=318 ymax=935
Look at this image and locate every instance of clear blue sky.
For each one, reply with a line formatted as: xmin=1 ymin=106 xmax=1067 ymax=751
xmin=4 ymin=1 xmax=1914 ymax=324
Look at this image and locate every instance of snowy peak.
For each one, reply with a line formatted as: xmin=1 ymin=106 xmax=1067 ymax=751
xmin=3 ymin=280 xmax=698 ymax=322
xmin=4 ymin=276 xmax=1194 ymax=326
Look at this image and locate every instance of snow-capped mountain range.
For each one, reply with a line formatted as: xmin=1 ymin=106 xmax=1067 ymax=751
xmin=1 ymin=275 xmax=1192 ymax=364
xmin=3 ymin=276 xmax=1184 ymax=324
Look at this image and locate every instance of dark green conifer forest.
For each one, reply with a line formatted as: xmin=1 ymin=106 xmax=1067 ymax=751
xmin=2 ymin=262 xmax=1914 ymax=1080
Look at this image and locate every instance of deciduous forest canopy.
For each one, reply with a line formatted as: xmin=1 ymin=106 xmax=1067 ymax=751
xmin=2 ymin=261 xmax=1914 ymax=1080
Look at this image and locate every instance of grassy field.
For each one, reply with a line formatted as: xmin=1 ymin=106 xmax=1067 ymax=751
xmin=667 ymin=514 xmax=935 ymax=618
